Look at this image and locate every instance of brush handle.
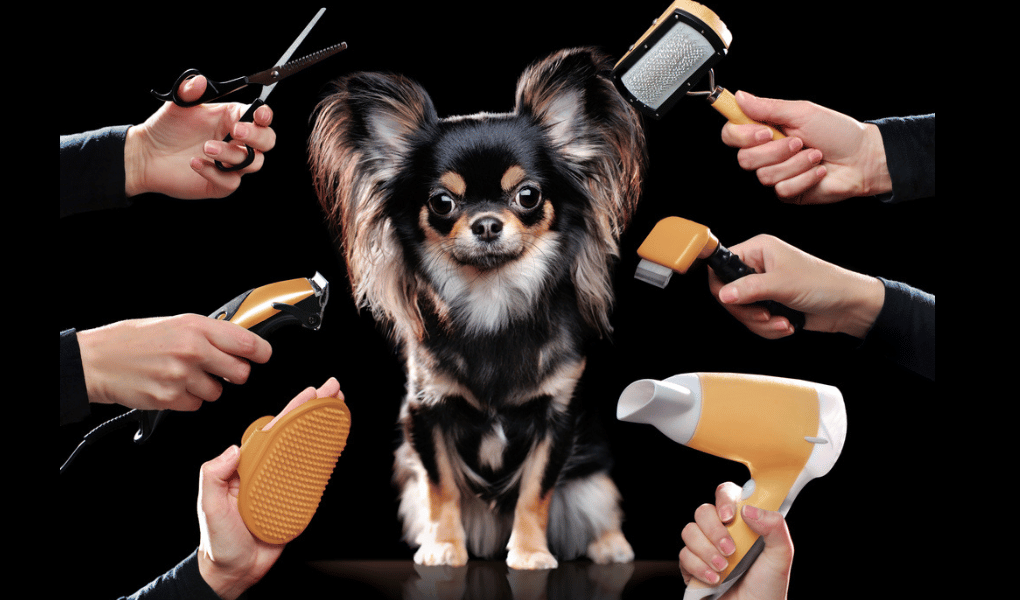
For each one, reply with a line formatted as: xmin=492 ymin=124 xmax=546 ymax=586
xmin=708 ymin=244 xmax=806 ymax=330
xmin=709 ymin=87 xmax=785 ymax=141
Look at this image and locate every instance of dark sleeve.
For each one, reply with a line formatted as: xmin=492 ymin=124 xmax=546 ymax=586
xmin=870 ymin=114 xmax=935 ymax=203
xmin=60 ymin=125 xmax=133 ymax=218
xmin=859 ymin=278 xmax=935 ymax=381
xmin=60 ymin=329 xmax=91 ymax=426
xmin=120 ymin=549 xmax=223 ymax=600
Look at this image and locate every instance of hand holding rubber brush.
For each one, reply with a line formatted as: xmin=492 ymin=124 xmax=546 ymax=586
xmin=636 ymin=216 xmax=805 ymax=330
xmin=613 ymin=0 xmax=784 ymax=139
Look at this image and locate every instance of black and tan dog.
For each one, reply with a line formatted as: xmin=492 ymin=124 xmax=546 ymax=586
xmin=309 ymin=47 xmax=647 ymax=569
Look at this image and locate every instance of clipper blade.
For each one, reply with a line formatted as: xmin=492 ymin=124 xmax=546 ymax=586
xmin=237 ymin=396 xmax=351 ymax=544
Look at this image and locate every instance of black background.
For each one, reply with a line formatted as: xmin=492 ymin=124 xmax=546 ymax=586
xmin=59 ymin=3 xmax=936 ymax=598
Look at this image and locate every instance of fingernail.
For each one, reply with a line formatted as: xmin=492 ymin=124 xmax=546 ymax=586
xmin=712 ymin=556 xmax=728 ymax=571
xmin=754 ymin=128 xmax=772 ymax=143
xmin=718 ymin=505 xmax=733 ymax=522
xmin=204 ymin=141 xmax=220 ymax=156
xmin=720 ymin=538 xmax=735 ymax=556
xmin=706 ymin=570 xmax=720 ymax=584
xmin=809 ymin=148 xmax=823 ymax=163
xmin=719 ymin=287 xmax=738 ymax=303
xmin=743 ymin=505 xmax=762 ymax=520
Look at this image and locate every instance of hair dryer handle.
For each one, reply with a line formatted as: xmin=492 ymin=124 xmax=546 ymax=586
xmin=684 ymin=477 xmax=778 ymax=599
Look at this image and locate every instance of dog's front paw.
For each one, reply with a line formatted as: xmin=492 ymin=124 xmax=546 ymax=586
xmin=506 ymin=547 xmax=559 ymax=570
xmin=586 ymin=529 xmax=635 ymax=564
xmin=414 ymin=540 xmax=469 ymax=567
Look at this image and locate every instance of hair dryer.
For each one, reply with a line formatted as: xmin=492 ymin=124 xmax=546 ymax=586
xmin=617 ymin=372 xmax=847 ymax=599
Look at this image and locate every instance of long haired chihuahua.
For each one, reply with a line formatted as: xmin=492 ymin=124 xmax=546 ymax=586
xmin=309 ymin=47 xmax=646 ymax=569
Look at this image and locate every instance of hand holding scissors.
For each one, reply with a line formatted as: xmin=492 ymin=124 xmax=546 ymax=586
xmin=150 ymin=8 xmax=346 ymax=172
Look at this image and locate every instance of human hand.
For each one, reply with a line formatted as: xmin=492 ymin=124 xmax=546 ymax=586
xmin=124 ymin=75 xmax=277 ymax=199
xmin=679 ymin=482 xmax=793 ymax=600
xmin=720 ymin=92 xmax=890 ymax=204
xmin=197 ymin=377 xmax=342 ymax=600
xmin=707 ymin=235 xmax=885 ymax=339
xmin=76 ymin=314 xmax=273 ymax=411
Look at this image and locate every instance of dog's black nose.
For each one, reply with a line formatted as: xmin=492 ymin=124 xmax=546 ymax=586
xmin=471 ymin=217 xmax=503 ymax=241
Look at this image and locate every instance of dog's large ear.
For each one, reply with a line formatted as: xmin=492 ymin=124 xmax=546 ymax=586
xmin=515 ymin=48 xmax=647 ymax=334
xmin=309 ymin=73 xmax=438 ymax=339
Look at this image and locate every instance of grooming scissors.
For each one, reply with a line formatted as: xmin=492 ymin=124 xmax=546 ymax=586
xmin=151 ymin=7 xmax=346 ymax=171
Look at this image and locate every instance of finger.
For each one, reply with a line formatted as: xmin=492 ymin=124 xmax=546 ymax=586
xmin=734 ymin=136 xmax=804 ymax=172
xmin=315 ymin=377 xmax=342 ymax=399
xmin=262 ymin=386 xmax=319 ymax=432
xmin=774 ymin=164 xmax=828 ymax=202
xmin=721 ymin=121 xmax=776 ymax=149
xmin=205 ymin=319 xmax=274 ymax=365
xmin=754 ymin=147 xmax=823 ymax=188
xmin=694 ymin=502 xmax=735 ymax=559
xmin=741 ymin=505 xmax=793 ymax=563
xmin=253 ymin=104 xmax=274 ymax=127
xmin=713 ymin=482 xmax=742 ymax=523
xmin=680 ymin=515 xmax=728 ymax=583
xmin=232 ymin=118 xmax=277 ymax=154
xmin=733 ymin=91 xmax=805 ymax=129
xmin=177 ymin=74 xmax=208 ymax=104
xmin=202 ymin=140 xmax=266 ymax=173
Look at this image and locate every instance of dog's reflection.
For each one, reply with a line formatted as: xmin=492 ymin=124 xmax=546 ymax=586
xmin=403 ymin=561 xmax=635 ymax=600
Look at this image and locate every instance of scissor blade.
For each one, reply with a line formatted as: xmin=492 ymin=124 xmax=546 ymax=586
xmin=246 ymin=42 xmax=347 ymax=90
xmin=256 ymin=7 xmax=327 ymax=101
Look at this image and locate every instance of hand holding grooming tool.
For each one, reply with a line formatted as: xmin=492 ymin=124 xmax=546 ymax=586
xmin=151 ymin=7 xmax=346 ymax=171
xmin=60 ymin=273 xmax=331 ymax=473
xmin=613 ymin=0 xmax=784 ymax=139
xmin=132 ymin=272 xmax=331 ymax=444
xmin=617 ymin=372 xmax=846 ymax=600
xmin=238 ymin=394 xmax=351 ymax=544
xmin=635 ymin=216 xmax=805 ymax=330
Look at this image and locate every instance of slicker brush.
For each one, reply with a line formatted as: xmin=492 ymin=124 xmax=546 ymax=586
xmin=613 ymin=0 xmax=784 ymax=139
xmin=237 ymin=396 xmax=351 ymax=544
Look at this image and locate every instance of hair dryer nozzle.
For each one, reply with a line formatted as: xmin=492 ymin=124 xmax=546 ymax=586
xmin=617 ymin=376 xmax=702 ymax=444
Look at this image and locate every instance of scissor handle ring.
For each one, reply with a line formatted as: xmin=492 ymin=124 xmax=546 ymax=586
xmin=214 ymin=99 xmax=263 ymax=172
xmin=150 ymin=69 xmax=246 ymax=107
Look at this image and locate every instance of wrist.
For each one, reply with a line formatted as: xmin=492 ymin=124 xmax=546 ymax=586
xmin=837 ymin=274 xmax=885 ymax=339
xmin=197 ymin=550 xmax=254 ymax=600
xmin=859 ymin=123 xmax=892 ymax=197
xmin=124 ymin=125 xmax=147 ymax=197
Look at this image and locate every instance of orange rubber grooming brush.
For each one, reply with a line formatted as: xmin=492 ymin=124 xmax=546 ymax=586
xmin=237 ymin=396 xmax=351 ymax=544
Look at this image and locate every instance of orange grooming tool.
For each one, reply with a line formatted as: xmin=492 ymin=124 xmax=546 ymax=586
xmin=635 ymin=216 xmax=805 ymax=330
xmin=238 ymin=395 xmax=351 ymax=544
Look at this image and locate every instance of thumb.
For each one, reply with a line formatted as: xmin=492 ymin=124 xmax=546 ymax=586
xmin=717 ymin=272 xmax=779 ymax=307
xmin=734 ymin=92 xmax=798 ymax=129
xmin=176 ymin=74 xmax=209 ymax=105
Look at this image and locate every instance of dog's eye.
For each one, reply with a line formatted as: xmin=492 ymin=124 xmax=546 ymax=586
xmin=428 ymin=193 xmax=456 ymax=216
xmin=515 ymin=186 xmax=542 ymax=210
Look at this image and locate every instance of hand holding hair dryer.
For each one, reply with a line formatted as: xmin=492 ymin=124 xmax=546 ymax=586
xmin=617 ymin=372 xmax=847 ymax=599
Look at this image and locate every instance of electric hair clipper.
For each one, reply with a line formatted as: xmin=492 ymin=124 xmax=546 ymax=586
xmin=132 ymin=272 xmax=330 ymax=444
xmin=634 ymin=216 xmax=805 ymax=330
xmin=613 ymin=0 xmax=784 ymax=139
xmin=617 ymin=372 xmax=847 ymax=599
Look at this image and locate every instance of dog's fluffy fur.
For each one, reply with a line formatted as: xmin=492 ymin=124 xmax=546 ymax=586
xmin=309 ymin=47 xmax=647 ymax=569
